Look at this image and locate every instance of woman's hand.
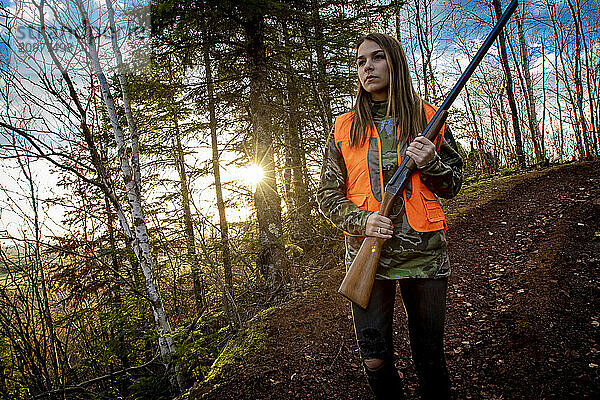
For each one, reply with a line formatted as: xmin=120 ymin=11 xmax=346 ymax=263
xmin=406 ymin=136 xmax=436 ymax=168
xmin=365 ymin=212 xmax=393 ymax=239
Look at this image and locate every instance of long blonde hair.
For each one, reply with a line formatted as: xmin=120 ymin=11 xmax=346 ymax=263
xmin=350 ymin=33 xmax=425 ymax=148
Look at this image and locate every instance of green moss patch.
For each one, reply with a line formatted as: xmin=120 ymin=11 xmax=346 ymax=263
xmin=205 ymin=307 xmax=275 ymax=381
xmin=183 ymin=307 xmax=277 ymax=399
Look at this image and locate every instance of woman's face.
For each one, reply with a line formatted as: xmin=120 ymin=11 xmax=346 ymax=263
xmin=357 ymin=39 xmax=390 ymax=101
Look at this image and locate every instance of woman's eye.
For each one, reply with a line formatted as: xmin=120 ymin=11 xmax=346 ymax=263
xmin=375 ymin=54 xmax=384 ymax=60
xmin=357 ymin=60 xmax=365 ymax=66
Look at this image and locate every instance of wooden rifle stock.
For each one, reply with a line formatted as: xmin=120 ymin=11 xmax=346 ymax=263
xmin=339 ymin=112 xmax=448 ymax=309
xmin=337 ymin=192 xmax=394 ymax=309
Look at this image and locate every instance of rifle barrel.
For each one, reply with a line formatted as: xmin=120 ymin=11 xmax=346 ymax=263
xmin=436 ymin=0 xmax=518 ymax=115
xmin=385 ymin=0 xmax=518 ymax=191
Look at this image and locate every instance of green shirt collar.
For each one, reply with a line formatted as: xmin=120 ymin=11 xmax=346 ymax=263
xmin=371 ymin=100 xmax=389 ymax=121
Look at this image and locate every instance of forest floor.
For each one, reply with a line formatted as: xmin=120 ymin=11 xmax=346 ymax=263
xmin=187 ymin=160 xmax=600 ymax=400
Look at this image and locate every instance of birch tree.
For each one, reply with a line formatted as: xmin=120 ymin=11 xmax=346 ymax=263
xmin=33 ymin=0 xmax=181 ymax=390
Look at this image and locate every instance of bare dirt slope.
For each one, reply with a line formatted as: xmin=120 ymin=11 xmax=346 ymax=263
xmin=189 ymin=161 xmax=600 ymax=400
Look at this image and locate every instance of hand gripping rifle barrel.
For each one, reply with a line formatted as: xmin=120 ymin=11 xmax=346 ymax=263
xmin=338 ymin=0 xmax=518 ymax=309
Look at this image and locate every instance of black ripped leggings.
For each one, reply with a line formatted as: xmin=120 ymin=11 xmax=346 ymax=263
xmin=351 ymin=278 xmax=450 ymax=400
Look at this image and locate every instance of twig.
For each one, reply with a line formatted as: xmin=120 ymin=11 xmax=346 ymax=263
xmin=30 ymin=354 xmax=161 ymax=399
xmin=326 ymin=340 xmax=345 ymax=372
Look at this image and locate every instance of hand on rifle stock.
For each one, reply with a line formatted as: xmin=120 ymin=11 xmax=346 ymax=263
xmin=338 ymin=191 xmax=397 ymax=309
xmin=365 ymin=212 xmax=394 ymax=239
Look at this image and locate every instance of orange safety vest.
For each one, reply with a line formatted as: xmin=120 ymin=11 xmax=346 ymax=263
xmin=333 ymin=103 xmax=446 ymax=234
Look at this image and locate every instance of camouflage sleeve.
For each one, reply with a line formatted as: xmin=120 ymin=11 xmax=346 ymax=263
xmin=316 ymin=128 xmax=373 ymax=236
xmin=418 ymin=125 xmax=464 ymax=199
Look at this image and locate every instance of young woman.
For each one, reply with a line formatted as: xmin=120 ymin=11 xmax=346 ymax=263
xmin=317 ymin=33 xmax=463 ymax=400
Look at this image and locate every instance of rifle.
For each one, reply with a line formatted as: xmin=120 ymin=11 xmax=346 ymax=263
xmin=338 ymin=0 xmax=519 ymax=309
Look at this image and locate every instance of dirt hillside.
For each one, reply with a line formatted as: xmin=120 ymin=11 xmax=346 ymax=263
xmin=187 ymin=161 xmax=600 ymax=400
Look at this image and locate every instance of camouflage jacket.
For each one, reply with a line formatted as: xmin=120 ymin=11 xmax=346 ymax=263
xmin=317 ymin=102 xmax=464 ymax=279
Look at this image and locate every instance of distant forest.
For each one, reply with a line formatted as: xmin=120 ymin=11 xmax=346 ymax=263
xmin=0 ymin=0 xmax=598 ymax=398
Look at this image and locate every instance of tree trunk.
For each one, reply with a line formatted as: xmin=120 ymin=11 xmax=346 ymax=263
xmin=566 ymin=0 xmax=591 ymax=159
xmin=244 ymin=8 xmax=287 ymax=296
xmin=480 ymin=64 xmax=508 ymax=166
xmin=580 ymin=12 xmax=599 ymax=156
xmin=499 ymin=87 xmax=514 ymax=165
xmin=492 ymin=0 xmax=525 ymax=168
xmin=282 ymin=20 xmax=310 ymax=244
xmin=105 ymin=0 xmax=142 ymax=197
xmin=311 ymin=0 xmax=333 ymax=133
xmin=456 ymin=60 xmax=485 ymax=171
xmin=151 ymin=53 xmax=204 ymax=318
xmin=201 ymin=21 xmax=239 ymax=328
xmin=172 ymin=116 xmax=204 ymax=313
xmin=547 ymin=0 xmax=566 ymax=161
xmin=515 ymin=11 xmax=544 ymax=164
xmin=541 ymin=37 xmax=547 ymax=160
xmin=548 ymin=0 xmax=584 ymax=159
xmin=414 ymin=0 xmax=438 ymax=102
xmin=556 ymin=60 xmax=565 ymax=162
xmin=394 ymin=0 xmax=402 ymax=40
xmin=415 ymin=0 xmax=429 ymax=101
xmin=160 ymin=55 xmax=205 ymax=316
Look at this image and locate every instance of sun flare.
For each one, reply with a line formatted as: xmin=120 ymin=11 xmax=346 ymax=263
xmin=240 ymin=164 xmax=264 ymax=188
